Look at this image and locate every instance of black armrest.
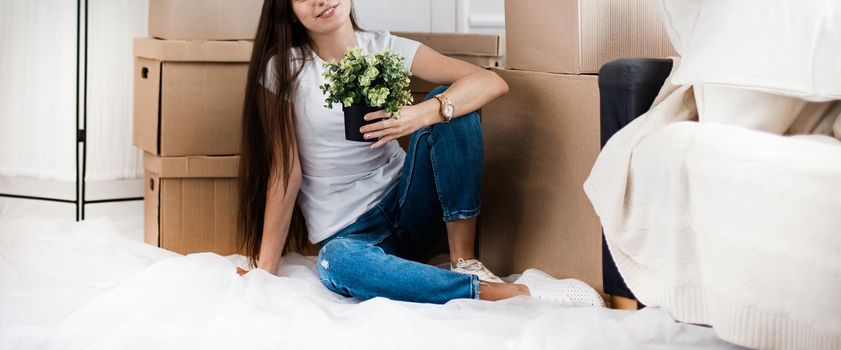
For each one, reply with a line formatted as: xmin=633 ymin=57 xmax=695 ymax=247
xmin=599 ymin=58 xmax=673 ymax=147
xmin=598 ymin=58 xmax=672 ymax=300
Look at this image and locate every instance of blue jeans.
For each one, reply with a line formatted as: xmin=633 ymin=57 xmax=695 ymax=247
xmin=315 ymin=86 xmax=483 ymax=304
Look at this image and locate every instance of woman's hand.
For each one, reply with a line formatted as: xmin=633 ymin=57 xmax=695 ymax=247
xmin=360 ymin=101 xmax=439 ymax=149
xmin=237 ymin=266 xmax=279 ymax=277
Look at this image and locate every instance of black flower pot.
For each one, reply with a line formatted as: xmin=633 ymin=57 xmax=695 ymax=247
xmin=343 ymin=104 xmax=379 ymax=142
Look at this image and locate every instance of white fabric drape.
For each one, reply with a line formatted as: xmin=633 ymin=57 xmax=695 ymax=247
xmin=86 ymin=0 xmax=147 ymax=181
xmin=0 ymin=0 xmax=77 ymax=181
xmin=0 ymin=0 xmax=147 ymax=182
xmin=584 ymin=61 xmax=841 ymax=349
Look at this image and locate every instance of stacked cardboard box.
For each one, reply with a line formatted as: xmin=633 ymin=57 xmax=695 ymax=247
xmin=133 ymin=39 xmax=252 ymax=157
xmin=143 ymin=153 xmax=240 ymax=255
xmin=148 ymin=0 xmax=263 ymax=41
xmin=505 ymin=0 xmax=675 ymax=74
xmin=478 ymin=0 xmax=676 ymax=294
xmin=134 ymin=0 xmax=263 ymax=256
xmin=394 ymin=32 xmax=503 ymax=68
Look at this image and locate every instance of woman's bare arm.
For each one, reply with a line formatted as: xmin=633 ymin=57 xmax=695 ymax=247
xmin=255 ymin=89 xmax=303 ymax=276
xmin=256 ymin=144 xmax=301 ymax=275
xmin=409 ymin=44 xmax=509 ymax=120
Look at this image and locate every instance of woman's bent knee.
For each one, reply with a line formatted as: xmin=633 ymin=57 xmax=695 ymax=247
xmin=316 ymin=238 xmax=354 ymax=279
xmin=315 ymin=238 xmax=383 ymax=298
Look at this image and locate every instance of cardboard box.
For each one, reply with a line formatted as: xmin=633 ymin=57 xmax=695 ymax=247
xmin=144 ymin=152 xmax=243 ymax=256
xmin=407 ymin=56 xmax=504 ymax=96
xmin=505 ymin=0 xmax=676 ymax=74
xmin=393 ymin=32 xmax=503 ymax=57
xmin=149 ymin=0 xmax=264 ymax=40
xmin=479 ymin=68 xmax=603 ymax=292
xmin=133 ymin=38 xmax=252 ymax=156
xmin=396 ymin=32 xmax=505 ymax=95
xmin=448 ymin=54 xmax=502 ymax=68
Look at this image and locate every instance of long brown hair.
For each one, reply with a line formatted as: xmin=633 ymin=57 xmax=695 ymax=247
xmin=237 ymin=0 xmax=362 ymax=269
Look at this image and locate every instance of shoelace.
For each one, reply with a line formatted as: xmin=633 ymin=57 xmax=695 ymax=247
xmin=457 ymin=258 xmax=483 ymax=270
xmin=456 ymin=258 xmax=494 ymax=279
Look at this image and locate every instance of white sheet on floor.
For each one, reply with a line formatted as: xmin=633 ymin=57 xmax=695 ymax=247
xmin=0 ymin=214 xmax=739 ymax=350
xmin=584 ymin=63 xmax=841 ymax=350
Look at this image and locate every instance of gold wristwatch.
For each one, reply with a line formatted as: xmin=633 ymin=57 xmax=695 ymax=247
xmin=434 ymin=93 xmax=455 ymax=123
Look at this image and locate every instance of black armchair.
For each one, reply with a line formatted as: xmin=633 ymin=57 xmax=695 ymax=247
xmin=598 ymin=58 xmax=673 ymax=303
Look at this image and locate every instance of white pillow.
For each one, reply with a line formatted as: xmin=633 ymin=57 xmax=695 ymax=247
xmin=658 ymin=0 xmax=841 ymax=102
xmin=694 ymin=84 xmax=807 ymax=134
xmin=656 ymin=0 xmax=704 ymax=55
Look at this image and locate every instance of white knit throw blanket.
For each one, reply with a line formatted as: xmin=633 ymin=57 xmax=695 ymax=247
xmin=584 ymin=63 xmax=841 ymax=350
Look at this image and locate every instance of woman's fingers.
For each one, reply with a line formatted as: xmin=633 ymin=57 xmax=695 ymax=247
xmin=368 ymin=123 xmax=410 ymax=149
xmin=359 ymin=107 xmax=415 ymax=149
xmin=360 ymin=118 xmax=395 ymax=134
xmin=369 ymin=135 xmax=397 ymax=149
xmin=362 ymin=128 xmax=393 ymax=140
xmin=363 ymin=110 xmax=389 ymax=121
xmin=364 ymin=120 xmax=409 ymax=141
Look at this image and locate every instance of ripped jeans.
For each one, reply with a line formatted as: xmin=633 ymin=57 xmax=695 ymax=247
xmin=315 ymin=86 xmax=483 ymax=304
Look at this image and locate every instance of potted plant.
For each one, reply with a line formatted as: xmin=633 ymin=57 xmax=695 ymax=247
xmin=320 ymin=48 xmax=414 ymax=142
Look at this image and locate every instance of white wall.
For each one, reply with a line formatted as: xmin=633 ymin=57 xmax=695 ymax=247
xmin=462 ymin=0 xmax=505 ymax=36
xmin=354 ymin=0 xmax=504 ymax=36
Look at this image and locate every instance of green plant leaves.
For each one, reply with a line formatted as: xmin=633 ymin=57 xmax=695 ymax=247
xmin=320 ymin=47 xmax=414 ymax=118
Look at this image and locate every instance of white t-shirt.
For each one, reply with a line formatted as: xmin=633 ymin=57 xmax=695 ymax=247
xmin=261 ymin=30 xmax=421 ymax=243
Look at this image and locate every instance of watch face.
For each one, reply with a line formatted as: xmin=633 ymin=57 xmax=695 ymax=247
xmin=444 ymin=104 xmax=454 ymax=117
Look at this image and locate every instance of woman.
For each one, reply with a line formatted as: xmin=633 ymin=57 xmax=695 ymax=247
xmin=235 ymin=0 xmax=604 ymax=307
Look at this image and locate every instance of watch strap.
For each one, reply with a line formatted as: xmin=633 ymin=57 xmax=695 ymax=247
xmin=434 ymin=93 xmax=454 ymax=123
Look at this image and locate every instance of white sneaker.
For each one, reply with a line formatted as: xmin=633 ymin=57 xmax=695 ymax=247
xmin=514 ymin=268 xmax=605 ymax=307
xmin=450 ymin=258 xmax=505 ymax=283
